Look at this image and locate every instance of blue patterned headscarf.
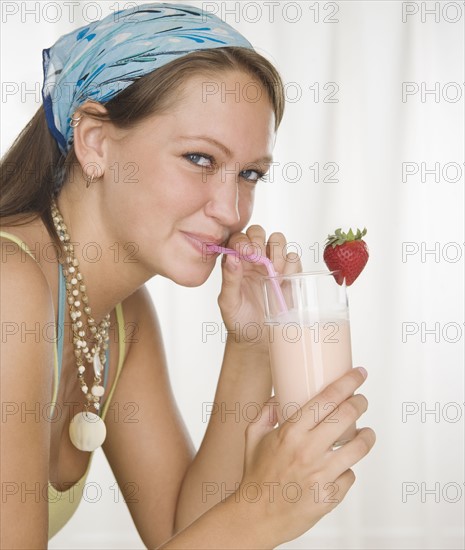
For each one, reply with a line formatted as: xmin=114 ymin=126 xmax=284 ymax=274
xmin=42 ymin=2 xmax=254 ymax=156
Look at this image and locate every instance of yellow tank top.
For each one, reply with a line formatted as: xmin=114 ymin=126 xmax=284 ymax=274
xmin=0 ymin=230 xmax=127 ymax=540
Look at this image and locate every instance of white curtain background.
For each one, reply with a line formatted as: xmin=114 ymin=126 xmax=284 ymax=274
xmin=1 ymin=1 xmax=464 ymax=548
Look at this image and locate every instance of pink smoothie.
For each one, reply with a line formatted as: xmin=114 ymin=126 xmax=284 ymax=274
xmin=267 ymin=314 xmax=356 ymax=443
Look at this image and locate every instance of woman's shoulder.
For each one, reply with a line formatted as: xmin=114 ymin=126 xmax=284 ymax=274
xmin=0 ymin=216 xmax=48 ymax=257
xmin=1 ymin=220 xmax=55 ymax=322
xmin=1 ymin=221 xmax=56 ymax=418
xmin=0 ymin=221 xmax=55 ymax=549
xmin=1 ymin=225 xmax=48 ymax=278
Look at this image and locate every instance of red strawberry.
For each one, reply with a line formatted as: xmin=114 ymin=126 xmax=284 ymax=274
xmin=323 ymin=227 xmax=369 ymax=286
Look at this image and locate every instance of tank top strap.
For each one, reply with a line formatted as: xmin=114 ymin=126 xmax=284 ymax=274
xmin=101 ymin=303 xmax=126 ymax=420
xmin=57 ymin=262 xmax=65 ymax=387
xmin=0 ymin=230 xmax=38 ymax=261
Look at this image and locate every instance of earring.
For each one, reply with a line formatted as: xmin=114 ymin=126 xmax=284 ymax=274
xmin=86 ymin=173 xmax=95 ymax=188
xmin=70 ymin=114 xmax=83 ymax=128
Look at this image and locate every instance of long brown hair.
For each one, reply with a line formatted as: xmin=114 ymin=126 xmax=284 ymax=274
xmin=0 ymin=47 xmax=285 ymax=251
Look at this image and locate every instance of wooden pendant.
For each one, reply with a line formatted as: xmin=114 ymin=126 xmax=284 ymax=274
xmin=69 ymin=411 xmax=106 ymax=452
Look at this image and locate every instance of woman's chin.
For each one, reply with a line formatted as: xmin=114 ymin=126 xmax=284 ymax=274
xmin=168 ymin=265 xmax=214 ymax=287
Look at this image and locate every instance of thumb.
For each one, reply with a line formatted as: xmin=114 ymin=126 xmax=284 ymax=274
xmin=218 ymin=254 xmax=243 ymax=311
xmin=245 ymin=396 xmax=278 ymax=453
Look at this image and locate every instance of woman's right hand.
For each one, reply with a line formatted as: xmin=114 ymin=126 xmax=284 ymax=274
xmin=236 ymin=367 xmax=375 ymax=546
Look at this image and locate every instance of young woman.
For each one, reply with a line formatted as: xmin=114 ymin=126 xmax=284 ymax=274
xmin=0 ymin=3 xmax=375 ymax=548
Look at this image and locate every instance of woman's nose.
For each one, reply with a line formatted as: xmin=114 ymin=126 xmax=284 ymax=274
xmin=204 ymin=171 xmax=241 ymax=226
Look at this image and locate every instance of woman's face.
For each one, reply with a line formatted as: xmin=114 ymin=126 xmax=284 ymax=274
xmin=102 ymin=70 xmax=276 ymax=286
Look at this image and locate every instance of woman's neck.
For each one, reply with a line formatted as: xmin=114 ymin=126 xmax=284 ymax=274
xmin=53 ymin=189 xmax=154 ymax=322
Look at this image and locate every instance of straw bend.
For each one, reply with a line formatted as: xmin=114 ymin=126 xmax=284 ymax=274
xmin=206 ymin=244 xmax=288 ymax=313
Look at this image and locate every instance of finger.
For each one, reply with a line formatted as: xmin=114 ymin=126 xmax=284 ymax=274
xmin=326 ymin=428 xmax=376 ymax=481
xmin=227 ymin=232 xmax=258 ymax=261
xmin=244 ymin=397 xmax=278 ymax=464
xmin=227 ymin=230 xmax=268 ymax=274
xmin=217 ymin=254 xmax=244 ymax=313
xmin=226 ymin=231 xmax=249 ymax=252
xmin=319 ymin=469 xmax=356 ymax=514
xmin=245 ymin=225 xmax=267 ymax=260
xmin=252 ymin=396 xmax=279 ymax=427
xmin=282 ymin=251 xmax=303 ymax=275
xmin=311 ymin=394 xmax=369 ymax=449
xmin=266 ymin=232 xmax=287 ymax=273
xmin=287 ymin=367 xmax=368 ymax=431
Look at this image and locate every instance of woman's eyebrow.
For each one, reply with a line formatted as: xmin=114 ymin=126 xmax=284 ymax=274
xmin=179 ymin=135 xmax=273 ymax=165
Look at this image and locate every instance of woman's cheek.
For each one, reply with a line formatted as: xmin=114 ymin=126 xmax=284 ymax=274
xmin=236 ymin=188 xmax=255 ymax=230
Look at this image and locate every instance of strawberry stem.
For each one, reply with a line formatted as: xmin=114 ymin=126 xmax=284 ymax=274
xmin=325 ymin=227 xmax=367 ymax=248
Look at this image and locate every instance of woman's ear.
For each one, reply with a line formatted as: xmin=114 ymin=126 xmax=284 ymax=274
xmin=72 ymin=101 xmax=109 ymax=179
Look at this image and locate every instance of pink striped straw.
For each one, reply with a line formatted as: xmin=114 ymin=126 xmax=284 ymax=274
xmin=206 ymin=244 xmax=288 ymax=313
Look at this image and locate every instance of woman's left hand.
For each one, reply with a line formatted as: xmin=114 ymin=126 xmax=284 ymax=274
xmin=218 ymin=225 xmax=302 ymax=350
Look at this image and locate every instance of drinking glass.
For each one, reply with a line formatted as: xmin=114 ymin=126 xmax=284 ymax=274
xmin=262 ymin=271 xmax=356 ymax=446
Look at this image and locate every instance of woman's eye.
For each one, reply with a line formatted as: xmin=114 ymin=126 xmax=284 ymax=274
xmin=185 ymin=153 xmax=213 ymax=168
xmin=184 ymin=153 xmax=267 ymax=183
xmin=240 ymin=169 xmax=267 ymax=183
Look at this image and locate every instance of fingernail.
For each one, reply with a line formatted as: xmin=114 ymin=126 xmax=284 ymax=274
xmin=358 ymin=367 xmax=368 ymax=379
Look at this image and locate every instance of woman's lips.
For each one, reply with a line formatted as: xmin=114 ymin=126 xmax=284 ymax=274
xmin=181 ymin=232 xmax=224 ymax=257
